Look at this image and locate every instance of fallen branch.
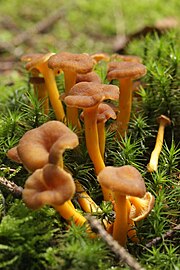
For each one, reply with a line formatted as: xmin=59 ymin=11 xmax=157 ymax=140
xmin=0 ymin=6 xmax=68 ymax=56
xmin=0 ymin=176 xmax=23 ymax=197
xmin=86 ymin=214 xmax=145 ymax=270
xmin=114 ymin=17 xmax=179 ymax=53
xmin=145 ymin=224 xmax=180 ymax=249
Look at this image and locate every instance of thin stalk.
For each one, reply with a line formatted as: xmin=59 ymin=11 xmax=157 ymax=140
xmin=113 ymin=193 xmax=128 ymax=246
xmin=41 ymin=65 xmax=66 ymax=121
xmin=117 ymin=78 xmax=133 ymax=138
xmin=84 ymin=106 xmax=112 ymax=201
xmin=64 ymin=70 xmax=81 ymax=129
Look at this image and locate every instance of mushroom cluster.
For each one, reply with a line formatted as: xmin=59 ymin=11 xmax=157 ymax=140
xmin=6 ymin=50 xmax=156 ymax=246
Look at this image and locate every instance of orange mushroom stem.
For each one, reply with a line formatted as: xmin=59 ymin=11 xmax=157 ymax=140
xmin=96 ymin=103 xmax=116 ymax=159
xmin=107 ymin=61 xmax=147 ymax=138
xmin=48 ymin=52 xmax=94 ymax=128
xmin=64 ymin=82 xmax=119 ymax=201
xmin=98 ymin=165 xmax=146 ymax=246
xmin=24 ymin=53 xmax=65 ymax=122
xmin=29 ymin=76 xmax=49 ymax=115
xmin=147 ymin=115 xmax=171 ymax=173
xmin=75 ymin=180 xmax=101 ymax=213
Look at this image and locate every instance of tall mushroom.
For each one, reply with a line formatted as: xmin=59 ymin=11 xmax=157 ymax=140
xmin=80 ymin=102 xmax=116 ymax=160
xmin=48 ymin=52 xmax=94 ymax=128
xmin=147 ymin=115 xmax=171 ymax=173
xmin=63 ymin=82 xmax=119 ymax=200
xmin=24 ymin=53 xmax=65 ymax=122
xmin=107 ymin=61 xmax=147 ymax=138
xmin=98 ymin=165 xmax=146 ymax=246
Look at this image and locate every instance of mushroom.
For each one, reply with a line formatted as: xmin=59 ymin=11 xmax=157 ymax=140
xmin=6 ymin=146 xmax=22 ymax=163
xmin=63 ymin=82 xmax=119 ymax=200
xmin=76 ymin=71 xmax=101 ymax=84
xmin=147 ymin=115 xmax=171 ymax=173
xmin=98 ymin=165 xmax=146 ymax=246
xmin=48 ymin=52 xmax=94 ymax=128
xmin=107 ymin=61 xmax=147 ymax=138
xmin=90 ymin=52 xmax=110 ymax=64
xmin=24 ymin=53 xmax=65 ymax=122
xmin=29 ymin=76 xmax=49 ymax=115
xmin=129 ymin=192 xmax=155 ymax=222
xmin=96 ymin=103 xmax=117 ymax=159
xmin=10 ymin=121 xmax=78 ymax=172
xmin=75 ymin=180 xmax=101 ymax=213
xmin=81 ymin=102 xmax=116 ymax=159
xmin=23 ymin=163 xmax=87 ymax=226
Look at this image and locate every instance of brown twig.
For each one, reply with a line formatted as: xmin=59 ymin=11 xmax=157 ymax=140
xmin=0 ymin=176 xmax=23 ymax=197
xmin=0 ymin=6 xmax=68 ymax=56
xmin=145 ymin=224 xmax=180 ymax=249
xmin=86 ymin=214 xmax=145 ymax=270
xmin=114 ymin=17 xmax=179 ymax=53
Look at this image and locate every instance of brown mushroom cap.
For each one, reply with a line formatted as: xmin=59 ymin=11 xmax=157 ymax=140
xmin=98 ymin=165 xmax=146 ymax=198
xmin=21 ymin=53 xmax=44 ymax=63
xmin=129 ymin=192 xmax=155 ymax=221
xmin=17 ymin=121 xmax=79 ymax=172
xmin=25 ymin=52 xmax=55 ymax=71
xmin=63 ymin=82 xmax=119 ymax=108
xmin=107 ymin=61 xmax=147 ymax=81
xmin=76 ymin=71 xmax=101 ymax=84
xmin=91 ymin=52 xmax=110 ymax=63
xmin=22 ymin=163 xmax=75 ymax=209
xmin=157 ymin=114 xmax=171 ymax=126
xmin=96 ymin=103 xmax=117 ymax=123
xmin=6 ymin=146 xmax=22 ymax=163
xmin=48 ymin=52 xmax=94 ymax=74
xmin=80 ymin=102 xmax=116 ymax=123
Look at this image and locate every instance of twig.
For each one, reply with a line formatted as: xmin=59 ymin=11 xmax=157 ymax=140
xmin=0 ymin=6 xmax=68 ymax=56
xmin=86 ymin=214 xmax=145 ymax=270
xmin=0 ymin=176 xmax=23 ymax=197
xmin=145 ymin=224 xmax=180 ymax=248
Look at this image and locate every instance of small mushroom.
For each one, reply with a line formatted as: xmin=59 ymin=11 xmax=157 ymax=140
xmin=76 ymin=71 xmax=101 ymax=84
xmin=48 ymin=52 xmax=94 ymax=128
xmin=11 ymin=121 xmax=78 ymax=172
xmin=23 ymin=163 xmax=87 ymax=226
xmin=98 ymin=165 xmax=146 ymax=246
xmin=29 ymin=76 xmax=49 ymax=115
xmin=64 ymin=82 xmax=119 ymax=200
xmin=107 ymin=61 xmax=147 ymax=138
xmin=81 ymin=103 xmax=116 ymax=159
xmin=129 ymin=192 xmax=155 ymax=222
xmin=96 ymin=103 xmax=117 ymax=159
xmin=75 ymin=180 xmax=101 ymax=213
xmin=147 ymin=115 xmax=171 ymax=173
xmin=90 ymin=52 xmax=110 ymax=64
xmin=6 ymin=146 xmax=22 ymax=163
xmin=23 ymin=53 xmax=65 ymax=122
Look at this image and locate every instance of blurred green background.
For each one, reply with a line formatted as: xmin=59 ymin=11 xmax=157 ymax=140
xmin=0 ymin=0 xmax=179 ymax=55
xmin=0 ymin=0 xmax=179 ymax=84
